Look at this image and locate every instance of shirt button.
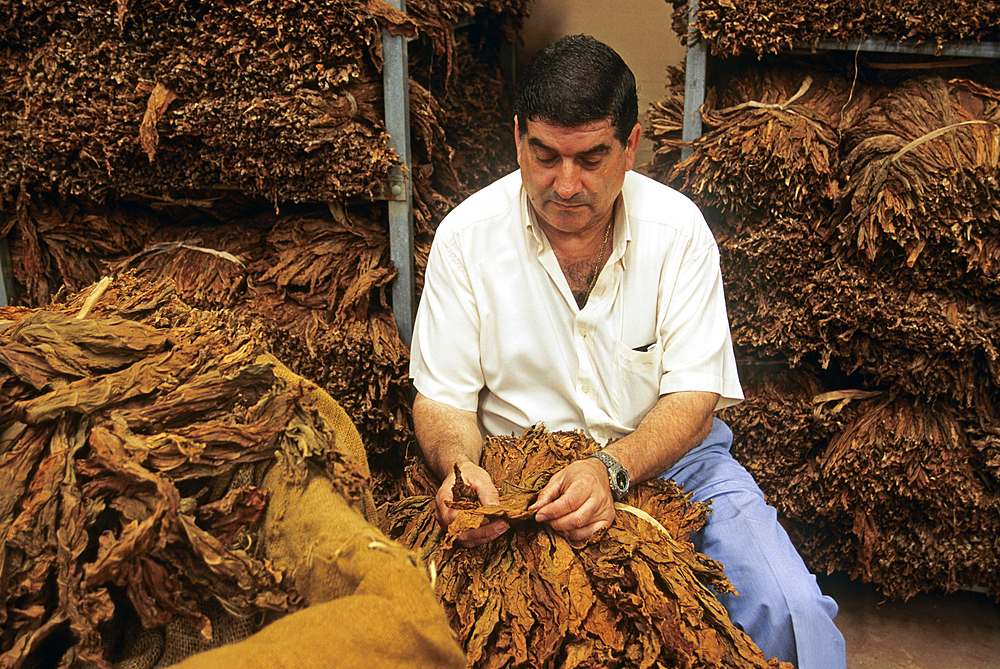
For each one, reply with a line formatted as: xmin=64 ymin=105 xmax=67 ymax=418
xmin=578 ymin=328 xmax=587 ymax=337
xmin=581 ymin=384 xmax=590 ymax=394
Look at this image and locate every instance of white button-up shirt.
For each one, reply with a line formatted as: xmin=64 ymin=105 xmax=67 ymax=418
xmin=410 ymin=170 xmax=743 ymax=443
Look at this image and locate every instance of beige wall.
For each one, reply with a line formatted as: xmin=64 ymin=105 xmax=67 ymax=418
xmin=516 ymin=0 xmax=686 ymax=169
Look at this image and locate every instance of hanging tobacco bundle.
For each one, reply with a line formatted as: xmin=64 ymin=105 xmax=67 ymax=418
xmin=718 ymin=210 xmax=1000 ymax=413
xmin=646 ymin=50 xmax=1000 ymax=600
xmin=667 ymin=59 xmax=870 ymax=232
xmin=721 ymin=368 xmax=1000 ymax=600
xmin=828 ymin=75 xmax=1000 ymax=300
xmin=382 ymin=425 xmax=790 ymax=669
xmin=643 ymin=65 xmax=687 ymax=181
xmin=0 ymin=273 xmax=369 ymax=668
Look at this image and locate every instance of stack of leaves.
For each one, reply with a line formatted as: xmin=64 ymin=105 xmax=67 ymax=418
xmin=0 ymin=1 xmax=407 ymax=204
xmin=1 ymin=196 xmax=160 ymax=308
xmin=0 ymin=0 xmax=525 ymax=207
xmin=721 ymin=369 xmax=1000 ymax=599
xmin=718 ymin=213 xmax=1000 ymax=413
xmin=0 ymin=272 xmax=369 ymax=668
xmin=105 ymin=202 xmax=413 ymax=503
xmin=382 ymin=425 xmax=790 ymax=669
xmin=645 ymin=51 xmax=1000 ymax=598
xmin=669 ymin=0 xmax=1000 ymax=57
xmin=828 ymin=75 xmax=1000 ymax=300
xmin=664 ymin=58 xmax=868 ymax=230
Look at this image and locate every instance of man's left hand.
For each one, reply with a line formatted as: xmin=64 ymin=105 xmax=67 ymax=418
xmin=528 ymin=457 xmax=616 ymax=541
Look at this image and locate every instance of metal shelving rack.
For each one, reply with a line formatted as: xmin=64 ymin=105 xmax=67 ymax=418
xmin=680 ymin=0 xmax=1000 ymax=159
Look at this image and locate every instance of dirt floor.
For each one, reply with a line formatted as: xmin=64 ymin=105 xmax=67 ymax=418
xmin=817 ymin=572 xmax=1000 ymax=668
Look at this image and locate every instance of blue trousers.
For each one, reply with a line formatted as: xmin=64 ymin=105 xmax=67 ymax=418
xmin=661 ymin=418 xmax=846 ymax=669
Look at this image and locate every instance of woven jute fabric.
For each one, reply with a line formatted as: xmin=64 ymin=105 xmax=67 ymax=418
xmin=256 ymin=352 xmax=378 ymax=523
xmin=167 ymin=466 xmax=465 ymax=669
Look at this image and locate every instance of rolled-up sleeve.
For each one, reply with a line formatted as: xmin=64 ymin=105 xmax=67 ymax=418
xmin=656 ymin=220 xmax=744 ymax=410
xmin=409 ymin=231 xmax=485 ymax=412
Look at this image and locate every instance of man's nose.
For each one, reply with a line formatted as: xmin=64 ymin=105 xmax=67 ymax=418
xmin=553 ymin=160 xmax=582 ymax=199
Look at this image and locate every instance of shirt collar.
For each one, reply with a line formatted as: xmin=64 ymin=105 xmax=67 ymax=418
xmin=521 ymin=180 xmax=632 ymax=266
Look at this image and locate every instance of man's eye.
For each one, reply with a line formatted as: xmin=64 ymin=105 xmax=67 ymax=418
xmin=537 ymin=155 xmax=558 ymax=165
xmin=581 ymin=159 xmax=601 ymax=168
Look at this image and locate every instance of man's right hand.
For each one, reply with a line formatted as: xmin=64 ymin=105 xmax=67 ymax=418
xmin=435 ymin=461 xmax=509 ymax=547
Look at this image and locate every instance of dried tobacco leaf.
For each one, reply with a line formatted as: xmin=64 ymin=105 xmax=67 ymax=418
xmin=0 ymin=273 xmax=369 ymax=668
xmin=383 ymin=425 xmax=790 ymax=669
xmin=722 ymin=368 xmax=1000 ymax=600
xmin=670 ymin=1 xmax=1000 ymax=56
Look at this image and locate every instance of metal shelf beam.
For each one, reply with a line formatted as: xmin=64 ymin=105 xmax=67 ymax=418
xmin=681 ymin=0 xmax=708 ymax=160
xmin=798 ymin=38 xmax=1000 ymax=59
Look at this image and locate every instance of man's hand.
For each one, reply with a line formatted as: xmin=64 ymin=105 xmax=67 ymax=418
xmin=528 ymin=457 xmax=616 ymax=541
xmin=435 ymin=461 xmax=510 ymax=547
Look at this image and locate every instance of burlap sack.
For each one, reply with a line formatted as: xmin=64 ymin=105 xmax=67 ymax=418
xmin=256 ymin=352 xmax=378 ymax=523
xmin=166 ymin=359 xmax=464 ymax=669
xmin=168 ymin=467 xmax=465 ymax=669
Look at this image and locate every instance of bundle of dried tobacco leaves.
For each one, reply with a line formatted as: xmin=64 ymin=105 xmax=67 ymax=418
xmin=0 ymin=0 xmax=523 ymax=207
xmin=0 ymin=273 xmax=369 ymax=668
xmin=721 ymin=369 xmax=1000 ymax=600
xmin=667 ymin=59 xmax=865 ymax=229
xmin=829 ymin=75 xmax=1000 ymax=300
xmin=382 ymin=425 xmax=790 ymax=669
xmin=670 ymin=0 xmax=1000 ymax=57
xmin=646 ymin=49 xmax=1000 ymax=599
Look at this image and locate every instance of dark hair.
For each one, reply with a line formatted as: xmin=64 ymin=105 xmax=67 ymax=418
xmin=514 ymin=34 xmax=638 ymax=146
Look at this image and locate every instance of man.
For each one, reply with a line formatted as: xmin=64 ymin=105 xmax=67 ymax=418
xmin=409 ymin=34 xmax=845 ymax=668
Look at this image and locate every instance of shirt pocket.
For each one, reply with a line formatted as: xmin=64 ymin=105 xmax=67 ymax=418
xmin=611 ymin=339 xmax=663 ymax=428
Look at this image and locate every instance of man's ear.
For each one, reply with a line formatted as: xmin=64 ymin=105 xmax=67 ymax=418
xmin=624 ymin=122 xmax=642 ymax=170
xmin=514 ymin=116 xmax=524 ymax=165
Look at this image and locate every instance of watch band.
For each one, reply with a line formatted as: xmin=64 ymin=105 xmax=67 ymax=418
xmin=589 ymin=450 xmax=630 ymax=501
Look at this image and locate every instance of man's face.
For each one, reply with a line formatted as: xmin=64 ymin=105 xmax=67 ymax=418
xmin=515 ymin=117 xmax=641 ymax=237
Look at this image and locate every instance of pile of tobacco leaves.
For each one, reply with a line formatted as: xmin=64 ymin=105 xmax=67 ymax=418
xmin=1 ymin=0 xmax=526 ymax=504
xmin=0 ymin=0 xmax=526 ymax=205
xmin=0 ymin=272 xmax=369 ymax=668
xmin=382 ymin=425 xmax=791 ymax=669
xmin=645 ymin=47 xmax=1000 ymax=599
xmin=5 ymin=196 xmax=415 ymax=503
xmin=669 ymin=0 xmax=1000 ymax=56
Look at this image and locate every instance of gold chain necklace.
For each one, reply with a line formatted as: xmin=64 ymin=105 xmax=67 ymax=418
xmin=586 ymin=219 xmax=613 ymax=300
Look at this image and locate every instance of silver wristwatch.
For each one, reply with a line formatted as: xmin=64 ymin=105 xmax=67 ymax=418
xmin=589 ymin=450 xmax=630 ymax=501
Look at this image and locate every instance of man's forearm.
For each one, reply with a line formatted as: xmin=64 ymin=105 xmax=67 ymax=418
xmin=604 ymin=390 xmax=719 ymax=484
xmin=412 ymin=391 xmax=484 ymax=480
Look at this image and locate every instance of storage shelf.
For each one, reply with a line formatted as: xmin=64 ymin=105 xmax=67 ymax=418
xmin=680 ymin=1 xmax=1000 ymax=158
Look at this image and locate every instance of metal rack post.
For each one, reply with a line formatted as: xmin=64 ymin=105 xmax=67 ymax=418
xmin=681 ymin=0 xmax=708 ymax=160
xmin=0 ymin=225 xmax=14 ymax=307
xmin=382 ymin=0 xmax=415 ymax=347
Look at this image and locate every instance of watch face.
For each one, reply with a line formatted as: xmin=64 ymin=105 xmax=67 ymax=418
xmin=615 ymin=470 xmax=629 ymax=492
